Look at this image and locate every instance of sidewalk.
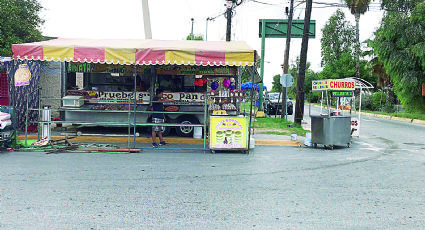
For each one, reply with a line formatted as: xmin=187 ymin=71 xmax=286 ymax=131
xmin=17 ymin=133 xmax=303 ymax=147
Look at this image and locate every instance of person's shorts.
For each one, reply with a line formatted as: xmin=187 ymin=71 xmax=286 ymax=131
xmin=152 ymin=118 xmax=164 ymax=132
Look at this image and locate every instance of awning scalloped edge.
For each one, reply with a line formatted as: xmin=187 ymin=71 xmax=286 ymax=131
xmin=14 ymin=55 xmax=255 ymax=66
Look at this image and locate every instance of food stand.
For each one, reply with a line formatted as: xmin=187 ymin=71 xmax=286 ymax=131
xmin=310 ymin=79 xmax=356 ymax=150
xmin=12 ymin=38 xmax=256 ymax=151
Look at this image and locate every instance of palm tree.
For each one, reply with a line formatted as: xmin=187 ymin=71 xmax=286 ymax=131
xmin=343 ymin=0 xmax=371 ymax=78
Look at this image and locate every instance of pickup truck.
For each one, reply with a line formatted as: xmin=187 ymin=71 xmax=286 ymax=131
xmin=263 ymin=92 xmax=293 ymax=116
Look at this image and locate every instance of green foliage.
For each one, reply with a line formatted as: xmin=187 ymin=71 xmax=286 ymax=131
xmin=355 ymin=93 xmax=373 ymax=110
xmin=372 ymin=91 xmax=386 ymax=110
xmin=185 ymin=34 xmax=204 ymax=40
xmin=253 ymin=117 xmax=307 ymax=136
xmin=371 ymin=0 xmax=425 ymax=113
xmin=319 ymin=52 xmax=356 ymax=79
xmin=285 ymin=58 xmax=320 ymax=102
xmin=320 ymin=9 xmax=356 ymax=66
xmin=241 ymin=54 xmax=261 ymax=84
xmin=271 ymin=74 xmax=281 ymax=92
xmin=381 ymin=0 xmax=422 ymax=12
xmin=343 ymin=0 xmax=371 ymax=15
xmin=0 ymin=0 xmax=44 ymax=56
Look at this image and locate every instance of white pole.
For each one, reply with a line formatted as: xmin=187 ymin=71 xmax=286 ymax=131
xmin=142 ymin=0 xmax=152 ymax=39
xmin=358 ymin=86 xmax=362 ymax=137
xmin=206 ymin=18 xmax=209 ymax=41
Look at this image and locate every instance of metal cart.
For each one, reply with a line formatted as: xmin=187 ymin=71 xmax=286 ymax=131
xmin=310 ymin=79 xmax=356 ymax=150
xmin=310 ymin=115 xmax=351 ymax=150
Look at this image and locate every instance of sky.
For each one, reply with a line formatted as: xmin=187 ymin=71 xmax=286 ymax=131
xmin=39 ymin=0 xmax=384 ymax=89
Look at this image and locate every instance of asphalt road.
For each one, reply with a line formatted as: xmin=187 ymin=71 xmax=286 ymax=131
xmin=1 ymin=107 xmax=425 ymax=229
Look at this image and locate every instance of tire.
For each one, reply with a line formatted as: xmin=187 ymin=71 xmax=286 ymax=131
xmin=266 ymin=108 xmax=272 ymax=116
xmin=287 ymin=104 xmax=294 ymax=115
xmin=176 ymin=116 xmax=199 ymax=137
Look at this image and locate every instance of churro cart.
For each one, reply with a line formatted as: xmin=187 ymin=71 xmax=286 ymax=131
xmin=310 ymin=79 xmax=355 ymax=150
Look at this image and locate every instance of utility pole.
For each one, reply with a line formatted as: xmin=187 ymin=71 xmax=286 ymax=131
xmin=294 ymin=0 xmax=312 ymax=125
xmin=225 ymin=1 xmax=234 ymax=41
xmin=141 ymin=0 xmax=152 ymax=39
xmin=191 ymin=18 xmax=194 ymax=40
xmin=206 ymin=17 xmax=212 ymax=41
xmin=281 ymin=0 xmax=294 ymax=119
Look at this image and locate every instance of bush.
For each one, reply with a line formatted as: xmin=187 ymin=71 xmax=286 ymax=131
xmin=356 ymin=93 xmax=373 ymax=111
xmin=382 ymin=103 xmax=396 ymax=113
xmin=372 ymin=91 xmax=386 ymax=111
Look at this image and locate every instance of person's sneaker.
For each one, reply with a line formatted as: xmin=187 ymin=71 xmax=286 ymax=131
xmin=159 ymin=141 xmax=168 ymax=146
xmin=152 ymin=142 xmax=158 ymax=148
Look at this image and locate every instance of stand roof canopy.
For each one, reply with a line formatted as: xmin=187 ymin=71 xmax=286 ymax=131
xmin=12 ymin=38 xmax=255 ymax=66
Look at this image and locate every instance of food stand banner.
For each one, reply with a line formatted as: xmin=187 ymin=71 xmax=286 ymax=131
xmin=12 ymin=38 xmax=255 ymax=66
xmin=312 ymin=79 xmax=355 ymax=91
xmin=79 ymin=90 xmax=206 ymax=104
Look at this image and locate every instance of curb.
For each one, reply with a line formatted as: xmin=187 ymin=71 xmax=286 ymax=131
xmin=17 ymin=135 xmax=300 ymax=147
xmin=412 ymin=119 xmax=425 ymax=125
xmin=390 ymin=116 xmax=412 ymax=122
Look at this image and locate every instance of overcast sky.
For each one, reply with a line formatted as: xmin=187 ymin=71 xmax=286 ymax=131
xmin=39 ymin=0 xmax=384 ymax=89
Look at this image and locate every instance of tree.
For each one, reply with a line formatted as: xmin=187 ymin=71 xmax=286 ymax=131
xmin=371 ymin=0 xmax=425 ymax=113
xmin=0 ymin=0 xmax=44 ymax=56
xmin=320 ymin=52 xmax=356 ymax=79
xmin=285 ymin=58 xmax=320 ymax=102
xmin=342 ymin=0 xmax=371 ymax=78
xmin=271 ymin=74 xmax=282 ymax=92
xmin=321 ymin=9 xmax=356 ymax=66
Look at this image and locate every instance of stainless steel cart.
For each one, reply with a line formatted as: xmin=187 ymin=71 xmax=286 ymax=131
xmin=310 ymin=115 xmax=351 ymax=150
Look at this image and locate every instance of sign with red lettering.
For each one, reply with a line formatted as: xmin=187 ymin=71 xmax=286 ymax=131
xmin=351 ymin=117 xmax=359 ymax=137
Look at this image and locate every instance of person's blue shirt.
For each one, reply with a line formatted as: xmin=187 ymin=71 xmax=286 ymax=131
xmin=152 ymin=96 xmax=164 ymax=119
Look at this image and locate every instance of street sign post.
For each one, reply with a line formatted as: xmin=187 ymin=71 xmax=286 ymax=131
xmin=280 ymin=74 xmax=293 ymax=87
xmin=280 ymin=74 xmax=293 ymax=119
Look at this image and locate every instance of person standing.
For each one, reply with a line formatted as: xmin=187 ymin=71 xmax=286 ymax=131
xmin=151 ymin=89 xmax=168 ymax=148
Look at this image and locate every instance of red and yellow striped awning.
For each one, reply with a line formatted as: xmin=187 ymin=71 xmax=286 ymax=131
xmin=12 ymin=38 xmax=255 ymax=66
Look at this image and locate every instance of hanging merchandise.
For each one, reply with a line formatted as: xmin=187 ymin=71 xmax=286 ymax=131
xmin=211 ymin=81 xmax=219 ymax=90
xmin=194 ymin=78 xmax=208 ymax=87
xmin=229 ymin=81 xmax=235 ymax=90
xmin=223 ymin=78 xmax=231 ymax=88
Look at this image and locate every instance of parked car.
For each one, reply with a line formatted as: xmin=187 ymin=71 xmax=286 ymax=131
xmin=264 ymin=92 xmax=293 ymax=116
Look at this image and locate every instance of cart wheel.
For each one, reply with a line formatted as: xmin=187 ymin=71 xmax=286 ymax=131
xmin=313 ymin=143 xmax=317 ymax=148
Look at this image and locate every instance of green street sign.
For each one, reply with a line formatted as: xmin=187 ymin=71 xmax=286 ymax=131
xmin=259 ymin=19 xmax=316 ymax=38
xmin=331 ymin=91 xmax=354 ymax=97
